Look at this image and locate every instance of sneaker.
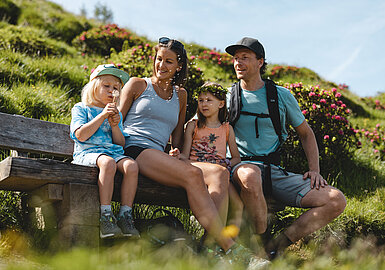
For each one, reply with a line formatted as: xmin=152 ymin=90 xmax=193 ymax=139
xmin=225 ymin=243 xmax=270 ymax=270
xmin=100 ymin=211 xmax=122 ymax=239
xmin=117 ymin=211 xmax=140 ymax=238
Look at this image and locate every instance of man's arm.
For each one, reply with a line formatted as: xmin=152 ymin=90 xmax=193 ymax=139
xmin=294 ymin=120 xmax=327 ymax=189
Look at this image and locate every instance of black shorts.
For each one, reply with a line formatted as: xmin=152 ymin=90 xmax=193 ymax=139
xmin=124 ymin=146 xmax=150 ymax=160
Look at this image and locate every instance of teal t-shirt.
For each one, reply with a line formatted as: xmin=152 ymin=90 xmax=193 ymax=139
xmin=227 ymin=84 xmax=305 ymax=157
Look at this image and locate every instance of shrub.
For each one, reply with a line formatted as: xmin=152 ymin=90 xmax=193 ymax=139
xmin=281 ymin=83 xmax=359 ymax=182
xmin=47 ymin=15 xmax=91 ymax=44
xmin=73 ymin=24 xmax=146 ymax=56
xmin=0 ymin=0 xmax=21 ymax=25
xmin=0 ymin=25 xmax=73 ymax=56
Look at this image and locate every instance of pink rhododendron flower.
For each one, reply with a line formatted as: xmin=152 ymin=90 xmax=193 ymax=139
xmin=374 ymin=149 xmax=379 ymax=153
xmin=338 ymin=130 xmax=344 ymax=135
xmin=376 ymin=124 xmax=381 ymax=128
xmin=331 ymin=104 xmax=337 ymax=109
xmin=324 ymin=135 xmax=330 ymax=140
xmin=331 ymin=88 xmax=337 ymax=93
xmin=312 ymin=104 xmax=317 ymax=110
xmin=335 ymin=92 xmax=342 ymax=98
xmin=309 ymin=92 xmax=316 ymax=97
xmin=302 ymin=110 xmax=307 ymax=115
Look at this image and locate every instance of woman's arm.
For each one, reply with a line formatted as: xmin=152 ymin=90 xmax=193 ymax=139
xmin=170 ymin=87 xmax=187 ymax=149
xmin=227 ymin=125 xmax=241 ymax=167
xmin=118 ymin=77 xmax=147 ymax=120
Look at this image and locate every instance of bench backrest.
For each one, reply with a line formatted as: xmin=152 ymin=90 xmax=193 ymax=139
xmin=0 ymin=112 xmax=74 ymax=158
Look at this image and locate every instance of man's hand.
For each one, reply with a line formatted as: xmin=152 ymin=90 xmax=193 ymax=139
xmin=303 ymin=171 xmax=328 ymax=189
xmin=169 ymin=148 xmax=180 ymax=159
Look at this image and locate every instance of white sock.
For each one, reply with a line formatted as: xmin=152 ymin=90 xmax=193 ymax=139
xmin=119 ymin=205 xmax=132 ymax=217
xmin=100 ymin=205 xmax=112 ymax=214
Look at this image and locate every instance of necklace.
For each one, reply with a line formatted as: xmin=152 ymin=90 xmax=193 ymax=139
xmin=152 ymin=79 xmax=173 ymax=100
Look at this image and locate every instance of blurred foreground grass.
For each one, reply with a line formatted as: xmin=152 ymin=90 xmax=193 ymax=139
xmin=0 ymin=229 xmax=384 ymax=270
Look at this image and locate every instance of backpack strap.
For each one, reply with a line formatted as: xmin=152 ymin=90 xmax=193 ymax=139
xmin=229 ymin=82 xmax=242 ymax=127
xmin=264 ymin=79 xmax=283 ymax=145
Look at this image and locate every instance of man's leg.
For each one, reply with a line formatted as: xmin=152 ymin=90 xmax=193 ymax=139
xmin=232 ymin=163 xmax=267 ymax=234
xmin=266 ymin=185 xmax=346 ymax=257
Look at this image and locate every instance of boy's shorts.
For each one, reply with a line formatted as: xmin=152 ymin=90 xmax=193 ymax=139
xmin=72 ymin=152 xmax=130 ymax=167
xmin=231 ymin=161 xmax=312 ymax=207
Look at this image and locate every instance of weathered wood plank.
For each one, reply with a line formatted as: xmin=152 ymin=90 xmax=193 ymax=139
xmin=0 ymin=157 xmax=189 ymax=208
xmin=0 ymin=112 xmax=73 ymax=157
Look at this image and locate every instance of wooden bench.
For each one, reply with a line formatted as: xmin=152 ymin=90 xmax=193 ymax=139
xmin=0 ymin=112 xmax=189 ymax=247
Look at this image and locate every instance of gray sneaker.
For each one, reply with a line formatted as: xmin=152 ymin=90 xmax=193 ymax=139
xmin=100 ymin=211 xmax=122 ymax=239
xmin=117 ymin=211 xmax=140 ymax=238
xmin=225 ymin=243 xmax=271 ymax=270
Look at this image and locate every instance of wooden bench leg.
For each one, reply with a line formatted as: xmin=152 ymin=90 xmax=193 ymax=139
xmin=56 ymin=183 xmax=99 ymax=248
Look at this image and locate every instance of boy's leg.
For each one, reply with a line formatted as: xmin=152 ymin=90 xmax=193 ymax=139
xmin=96 ymin=155 xmax=117 ymax=205
xmin=117 ymin=157 xmax=139 ymax=207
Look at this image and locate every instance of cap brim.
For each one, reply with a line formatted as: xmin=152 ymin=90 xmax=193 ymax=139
xmin=97 ymin=69 xmax=130 ymax=85
xmin=225 ymin=44 xmax=249 ymax=56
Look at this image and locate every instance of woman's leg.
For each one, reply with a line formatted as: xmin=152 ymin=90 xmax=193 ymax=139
xmin=190 ymin=162 xmax=230 ymax=225
xmin=116 ymin=158 xmax=139 ymax=207
xmin=96 ymin=155 xmax=117 ymax=205
xmin=135 ymin=149 xmax=234 ymax=251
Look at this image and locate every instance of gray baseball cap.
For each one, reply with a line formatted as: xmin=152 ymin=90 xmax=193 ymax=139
xmin=225 ymin=37 xmax=265 ymax=58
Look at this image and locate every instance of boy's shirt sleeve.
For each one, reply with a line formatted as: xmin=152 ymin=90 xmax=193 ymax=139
xmin=70 ymin=103 xmax=87 ymax=141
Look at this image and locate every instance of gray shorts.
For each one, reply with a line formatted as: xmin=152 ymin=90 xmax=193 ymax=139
xmin=72 ymin=152 xmax=129 ymax=167
xmin=232 ymin=161 xmax=312 ymax=207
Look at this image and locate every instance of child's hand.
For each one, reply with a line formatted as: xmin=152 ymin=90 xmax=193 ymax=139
xmin=169 ymin=148 xmax=180 ymax=159
xmin=102 ymin=103 xmax=118 ymax=119
xmin=108 ymin=112 xmax=120 ymax=127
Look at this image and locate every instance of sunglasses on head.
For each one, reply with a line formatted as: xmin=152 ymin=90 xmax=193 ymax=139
xmin=159 ymin=37 xmax=186 ymax=54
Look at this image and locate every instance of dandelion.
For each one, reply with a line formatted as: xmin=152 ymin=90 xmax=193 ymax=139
xmin=221 ymin=225 xmax=240 ymax=238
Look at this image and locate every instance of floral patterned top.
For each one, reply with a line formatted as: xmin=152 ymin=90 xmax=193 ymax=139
xmin=189 ymin=120 xmax=229 ymax=167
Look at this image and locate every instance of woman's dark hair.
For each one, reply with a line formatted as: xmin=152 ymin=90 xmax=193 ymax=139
xmin=196 ymin=82 xmax=228 ymax=128
xmin=153 ymin=38 xmax=188 ymax=88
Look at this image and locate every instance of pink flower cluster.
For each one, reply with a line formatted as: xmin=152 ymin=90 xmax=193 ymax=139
xmin=198 ymin=50 xmax=233 ymax=66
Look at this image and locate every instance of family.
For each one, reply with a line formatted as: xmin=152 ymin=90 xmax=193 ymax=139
xmin=69 ymin=36 xmax=346 ymax=266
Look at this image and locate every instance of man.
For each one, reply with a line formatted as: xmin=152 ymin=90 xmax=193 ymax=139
xmin=225 ymin=37 xmax=346 ymax=258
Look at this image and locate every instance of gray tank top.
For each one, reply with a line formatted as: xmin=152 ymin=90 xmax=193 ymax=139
xmin=123 ymin=77 xmax=180 ymax=151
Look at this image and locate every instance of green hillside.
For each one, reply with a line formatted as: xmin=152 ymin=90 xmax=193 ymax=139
xmin=1 ymin=0 xmax=385 ymax=269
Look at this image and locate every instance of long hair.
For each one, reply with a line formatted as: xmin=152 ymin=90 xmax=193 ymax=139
xmin=81 ymin=78 xmax=101 ymax=106
xmin=196 ymin=82 xmax=228 ymax=128
xmin=153 ymin=39 xmax=188 ymax=88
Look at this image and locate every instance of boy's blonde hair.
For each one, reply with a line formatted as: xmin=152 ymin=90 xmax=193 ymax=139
xmin=81 ymin=76 xmax=122 ymax=106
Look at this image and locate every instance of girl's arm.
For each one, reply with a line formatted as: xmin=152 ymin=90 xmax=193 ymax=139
xmin=75 ymin=103 xmax=116 ymax=142
xmin=111 ymin=125 xmax=125 ymax=147
xmin=118 ymin=77 xmax=147 ymax=120
xmin=180 ymin=120 xmax=195 ymax=161
xmin=170 ymin=87 xmax=187 ymax=150
xmin=228 ymin=125 xmax=241 ymax=167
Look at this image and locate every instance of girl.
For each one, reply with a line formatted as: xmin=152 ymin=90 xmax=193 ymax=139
xmin=120 ymin=37 xmax=242 ymax=254
xmin=70 ymin=64 xmax=139 ymax=239
xmin=177 ymin=82 xmax=244 ymax=231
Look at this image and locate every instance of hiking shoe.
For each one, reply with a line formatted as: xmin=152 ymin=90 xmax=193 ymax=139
xmin=225 ymin=243 xmax=270 ymax=270
xmin=117 ymin=211 xmax=140 ymax=238
xmin=100 ymin=211 xmax=122 ymax=239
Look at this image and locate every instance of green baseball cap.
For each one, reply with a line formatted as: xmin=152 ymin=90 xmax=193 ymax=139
xmin=90 ymin=64 xmax=130 ymax=85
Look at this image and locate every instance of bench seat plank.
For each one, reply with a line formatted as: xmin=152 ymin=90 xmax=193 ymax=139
xmin=0 ymin=157 xmax=189 ymax=208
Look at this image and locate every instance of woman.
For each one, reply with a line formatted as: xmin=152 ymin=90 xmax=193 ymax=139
xmin=119 ymin=38 xmax=266 ymax=264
